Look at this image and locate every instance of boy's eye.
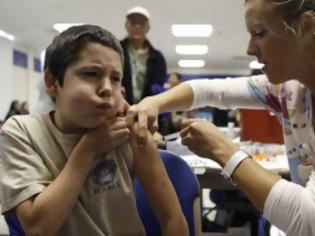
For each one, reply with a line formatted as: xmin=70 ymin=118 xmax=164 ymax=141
xmin=111 ymin=76 xmax=121 ymax=82
xmin=83 ymin=71 xmax=100 ymax=77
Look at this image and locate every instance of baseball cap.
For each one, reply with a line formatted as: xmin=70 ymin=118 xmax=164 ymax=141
xmin=126 ymin=6 xmax=150 ymax=20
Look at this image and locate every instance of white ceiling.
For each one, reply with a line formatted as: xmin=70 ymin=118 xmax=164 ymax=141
xmin=0 ymin=0 xmax=256 ymax=74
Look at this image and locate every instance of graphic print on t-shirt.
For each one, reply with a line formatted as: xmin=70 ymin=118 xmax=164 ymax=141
xmin=90 ymin=159 xmax=121 ymax=193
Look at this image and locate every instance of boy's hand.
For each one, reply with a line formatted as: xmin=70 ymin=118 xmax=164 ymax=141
xmin=130 ymin=121 xmax=189 ymax=236
xmin=117 ymin=99 xmax=129 ymax=117
xmin=80 ymin=117 xmax=130 ymax=157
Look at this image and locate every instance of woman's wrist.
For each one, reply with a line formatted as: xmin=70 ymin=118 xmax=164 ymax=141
xmin=149 ymin=95 xmax=165 ymax=113
xmin=221 ymin=150 xmax=250 ymax=182
xmin=214 ymin=143 xmax=240 ymax=167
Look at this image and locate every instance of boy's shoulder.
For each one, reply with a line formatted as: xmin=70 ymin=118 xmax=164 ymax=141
xmin=2 ymin=113 xmax=48 ymax=135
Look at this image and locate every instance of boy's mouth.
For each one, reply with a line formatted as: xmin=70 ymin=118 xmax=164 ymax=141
xmin=96 ymin=103 xmax=112 ymax=110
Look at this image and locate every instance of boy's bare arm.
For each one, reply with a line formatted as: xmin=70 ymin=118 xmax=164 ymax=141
xmin=16 ymin=142 xmax=96 ymax=236
xmin=15 ymin=118 xmax=130 ymax=236
xmin=130 ymin=130 xmax=189 ymax=236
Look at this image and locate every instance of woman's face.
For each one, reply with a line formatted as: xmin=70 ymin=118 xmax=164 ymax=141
xmin=245 ymin=0 xmax=306 ymax=84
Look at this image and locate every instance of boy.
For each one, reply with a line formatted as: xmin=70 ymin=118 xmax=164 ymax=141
xmin=0 ymin=25 xmax=188 ymax=236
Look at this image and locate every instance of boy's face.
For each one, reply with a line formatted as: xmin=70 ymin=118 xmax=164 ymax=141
xmin=52 ymin=42 xmax=123 ymax=132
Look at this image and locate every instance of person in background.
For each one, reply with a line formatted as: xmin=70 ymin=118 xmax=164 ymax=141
xmin=164 ymin=72 xmax=197 ymax=134
xmin=127 ymin=0 xmax=315 ymax=235
xmin=33 ymin=78 xmax=55 ymax=114
xmin=5 ymin=100 xmax=21 ymax=121
xmin=165 ymin=72 xmax=182 ymax=90
xmin=121 ymin=6 xmax=167 ymax=105
xmin=20 ymin=101 xmax=29 ymax=115
xmin=0 ymin=24 xmax=188 ymax=236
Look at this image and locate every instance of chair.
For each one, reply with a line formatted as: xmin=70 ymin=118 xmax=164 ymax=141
xmin=204 ymin=190 xmax=264 ymax=235
xmin=135 ymin=150 xmax=201 ymax=236
xmin=4 ymin=211 xmax=25 ymax=236
xmin=150 ymin=83 xmax=166 ymax=95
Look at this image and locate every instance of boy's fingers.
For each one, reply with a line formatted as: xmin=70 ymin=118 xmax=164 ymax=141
xmin=149 ymin=120 xmax=158 ymax=134
xmin=135 ymin=111 xmax=148 ymax=146
xmin=118 ymin=100 xmax=129 ymax=117
xmin=138 ymin=110 xmax=148 ymax=136
xmin=111 ymin=121 xmax=128 ymax=131
xmin=110 ymin=132 xmax=130 ymax=148
xmin=122 ymin=99 xmax=130 ymax=111
xmin=126 ymin=107 xmax=136 ymax=127
xmin=112 ymin=128 xmax=131 ymax=139
xmin=131 ymin=122 xmax=146 ymax=147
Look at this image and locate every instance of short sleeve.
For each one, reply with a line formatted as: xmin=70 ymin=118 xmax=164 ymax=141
xmin=0 ymin=118 xmax=52 ymax=213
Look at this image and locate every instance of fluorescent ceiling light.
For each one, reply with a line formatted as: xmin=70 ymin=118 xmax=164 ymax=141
xmin=178 ymin=59 xmax=205 ymax=68
xmin=0 ymin=29 xmax=15 ymax=41
xmin=172 ymin=24 xmax=212 ymax=37
xmin=249 ymin=60 xmax=264 ymax=69
xmin=176 ymin=45 xmax=208 ymax=55
xmin=53 ymin=23 xmax=84 ymax=33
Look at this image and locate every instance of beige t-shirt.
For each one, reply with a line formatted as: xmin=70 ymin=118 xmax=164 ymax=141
xmin=0 ymin=113 xmax=145 ymax=236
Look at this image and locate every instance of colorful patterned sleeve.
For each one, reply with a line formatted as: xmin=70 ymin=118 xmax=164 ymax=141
xmin=247 ymin=75 xmax=283 ymax=120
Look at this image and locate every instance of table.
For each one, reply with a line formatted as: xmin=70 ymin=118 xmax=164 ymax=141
xmin=166 ymin=138 xmax=290 ymax=190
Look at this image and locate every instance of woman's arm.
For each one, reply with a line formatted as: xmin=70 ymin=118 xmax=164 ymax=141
xmin=130 ymin=129 xmax=189 ymax=236
xmin=180 ymin=119 xmax=280 ymax=211
xmin=127 ymin=82 xmax=194 ymax=136
xmin=127 ymin=75 xmax=265 ymax=144
xmin=180 ymin=118 xmax=315 ymax=235
xmin=187 ymin=77 xmax=264 ymax=110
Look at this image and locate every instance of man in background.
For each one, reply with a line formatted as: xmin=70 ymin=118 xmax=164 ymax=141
xmin=121 ymin=6 xmax=167 ymax=105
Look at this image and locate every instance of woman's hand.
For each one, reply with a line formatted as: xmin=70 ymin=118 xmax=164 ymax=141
xmin=126 ymin=96 xmax=159 ymax=145
xmin=116 ymin=98 xmax=129 ymax=117
xmin=180 ymin=119 xmax=239 ymax=166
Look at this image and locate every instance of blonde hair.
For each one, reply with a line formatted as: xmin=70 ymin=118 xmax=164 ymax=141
xmin=246 ymin=0 xmax=315 ymax=38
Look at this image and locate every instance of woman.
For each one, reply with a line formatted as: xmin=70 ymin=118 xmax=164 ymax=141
xmin=127 ymin=0 xmax=315 ymax=235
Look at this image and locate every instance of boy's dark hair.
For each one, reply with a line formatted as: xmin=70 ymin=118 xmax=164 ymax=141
xmin=44 ymin=24 xmax=124 ymax=86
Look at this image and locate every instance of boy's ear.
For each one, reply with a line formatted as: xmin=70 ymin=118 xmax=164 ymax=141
xmin=300 ymin=11 xmax=315 ymax=35
xmin=44 ymin=69 xmax=59 ymax=97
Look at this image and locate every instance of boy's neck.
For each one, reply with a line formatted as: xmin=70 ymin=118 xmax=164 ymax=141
xmin=50 ymin=111 xmax=85 ymax=134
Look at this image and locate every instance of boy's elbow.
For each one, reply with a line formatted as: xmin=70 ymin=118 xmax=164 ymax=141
xmin=24 ymin=223 xmax=59 ymax=236
xmin=24 ymin=226 xmax=48 ymax=236
xmin=21 ymin=216 xmax=59 ymax=236
xmin=163 ymin=215 xmax=189 ymax=236
xmin=17 ymin=203 xmax=61 ymax=236
xmin=177 ymin=216 xmax=189 ymax=236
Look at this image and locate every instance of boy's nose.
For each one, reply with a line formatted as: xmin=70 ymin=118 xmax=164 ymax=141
xmin=98 ymin=78 xmax=112 ymax=97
